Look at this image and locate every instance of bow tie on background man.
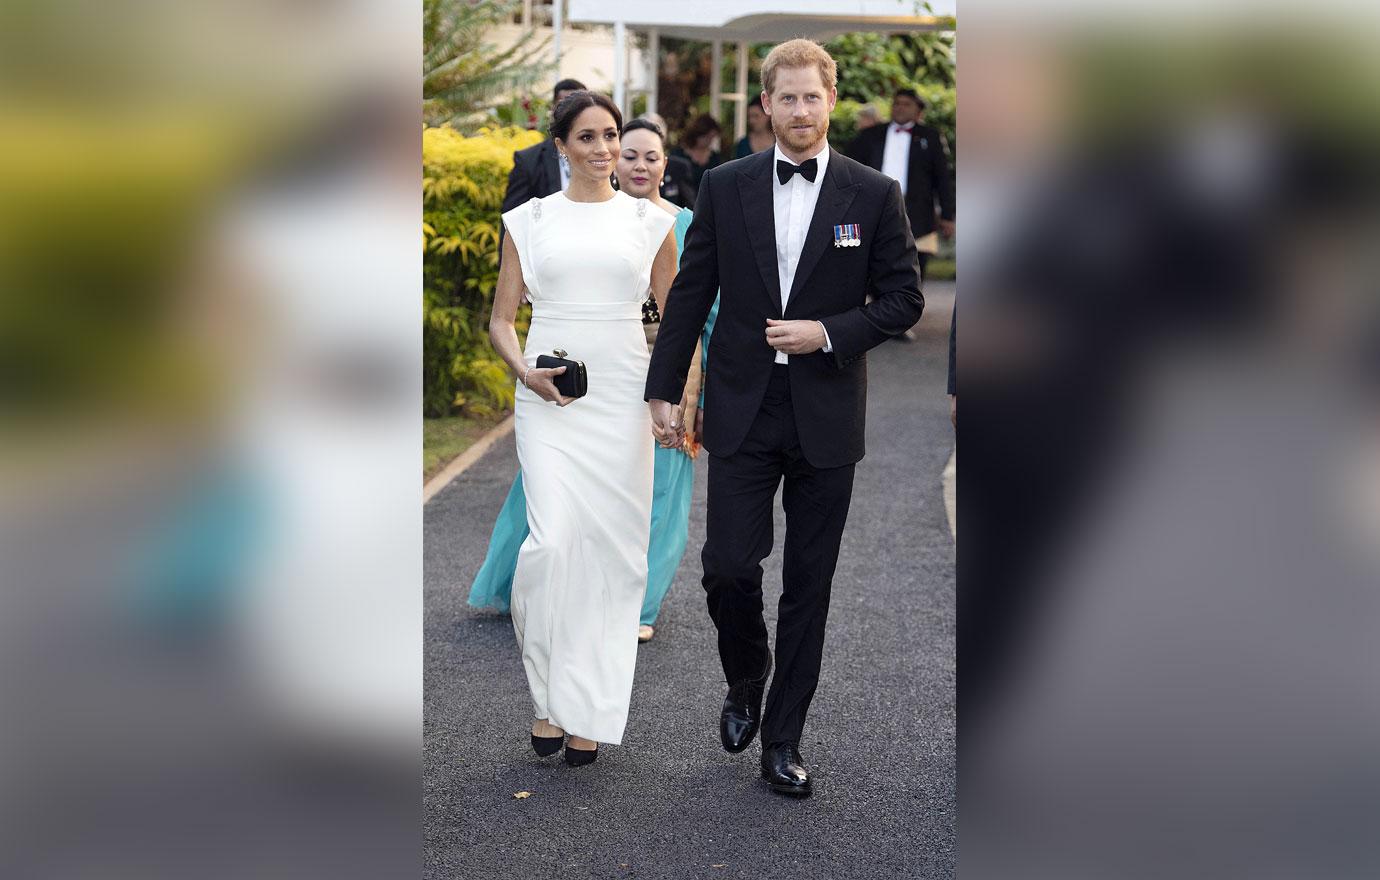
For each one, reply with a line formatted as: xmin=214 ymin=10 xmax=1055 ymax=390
xmin=776 ymin=157 xmax=818 ymax=185
xmin=892 ymin=122 xmax=915 ymax=135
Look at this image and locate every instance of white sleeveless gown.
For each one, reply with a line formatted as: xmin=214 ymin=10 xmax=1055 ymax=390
xmin=501 ymin=190 xmax=677 ymax=744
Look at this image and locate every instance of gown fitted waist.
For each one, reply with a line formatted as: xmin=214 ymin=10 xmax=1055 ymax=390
xmin=521 ymin=303 xmax=649 ymax=400
xmin=530 ymin=301 xmax=642 ymax=321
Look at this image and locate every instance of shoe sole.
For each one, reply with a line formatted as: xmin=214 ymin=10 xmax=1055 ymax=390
xmin=762 ymin=776 xmax=812 ymax=797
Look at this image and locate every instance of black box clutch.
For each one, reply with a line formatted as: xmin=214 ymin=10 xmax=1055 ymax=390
xmin=534 ymin=349 xmax=588 ymax=399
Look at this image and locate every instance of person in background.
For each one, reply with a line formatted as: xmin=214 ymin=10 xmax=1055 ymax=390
xmin=846 ymin=88 xmax=955 ymax=282
xmin=671 ymin=113 xmax=723 ymax=191
xmin=639 ymin=112 xmax=697 ymax=208
xmin=855 ymin=104 xmax=881 ymax=131
xmin=500 ymin=78 xmax=588 ymax=213
xmin=733 ymin=100 xmax=775 ymax=158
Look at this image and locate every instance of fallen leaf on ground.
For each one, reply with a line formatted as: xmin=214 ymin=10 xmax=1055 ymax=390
xmin=513 ymin=791 xmax=531 ymax=799
xmin=712 ymin=865 xmax=727 ymax=869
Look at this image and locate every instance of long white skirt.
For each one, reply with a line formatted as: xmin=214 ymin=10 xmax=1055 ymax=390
xmin=510 ymin=301 xmax=654 ymax=744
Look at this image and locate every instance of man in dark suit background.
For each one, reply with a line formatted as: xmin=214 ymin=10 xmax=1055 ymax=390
xmin=846 ymin=87 xmax=955 ymax=280
xmin=500 ymin=78 xmax=587 ymax=213
xmin=661 ymin=153 xmax=697 ymax=208
xmin=645 ymin=40 xmax=923 ymax=798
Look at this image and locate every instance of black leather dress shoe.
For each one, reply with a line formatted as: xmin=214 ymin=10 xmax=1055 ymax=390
xmin=760 ymin=743 xmax=812 ymax=797
xmin=720 ymin=657 xmax=771 ymax=753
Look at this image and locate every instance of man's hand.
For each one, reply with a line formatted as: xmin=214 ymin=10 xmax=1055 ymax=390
xmin=765 ymin=319 xmax=826 ymax=355
xmin=938 ymin=219 xmax=955 ymax=239
xmin=648 ymin=399 xmax=684 ymax=448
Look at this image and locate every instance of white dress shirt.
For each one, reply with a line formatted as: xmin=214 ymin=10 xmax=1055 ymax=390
xmin=881 ymin=121 xmax=913 ymax=195
xmin=772 ymin=142 xmax=833 ymax=364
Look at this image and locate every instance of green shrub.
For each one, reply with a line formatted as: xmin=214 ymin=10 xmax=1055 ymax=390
xmin=914 ymin=83 xmax=957 ymax=161
xmin=422 ymin=124 xmax=541 ymax=418
xmin=828 ymin=99 xmax=866 ymax=152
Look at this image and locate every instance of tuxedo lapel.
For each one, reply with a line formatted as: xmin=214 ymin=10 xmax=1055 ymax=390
xmin=787 ymin=150 xmax=860 ymax=308
xmin=737 ymin=150 xmax=781 ymax=310
xmin=541 ymin=140 xmax=561 ymax=196
xmin=908 ymin=129 xmax=926 ymax=182
xmin=869 ymin=127 xmax=887 ymax=169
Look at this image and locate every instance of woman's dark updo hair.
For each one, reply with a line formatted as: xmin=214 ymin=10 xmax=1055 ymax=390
xmin=620 ymin=118 xmax=666 ymax=145
xmin=551 ymin=91 xmax=623 ymax=143
xmin=680 ymin=113 xmax=722 ymax=149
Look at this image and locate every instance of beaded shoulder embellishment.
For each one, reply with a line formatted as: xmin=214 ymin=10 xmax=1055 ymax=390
xmin=530 ymin=197 xmax=542 ymax=221
xmin=636 ymin=198 xmax=648 ymax=219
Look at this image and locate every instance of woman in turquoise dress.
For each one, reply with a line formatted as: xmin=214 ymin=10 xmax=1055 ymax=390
xmin=469 ymin=117 xmax=719 ymax=643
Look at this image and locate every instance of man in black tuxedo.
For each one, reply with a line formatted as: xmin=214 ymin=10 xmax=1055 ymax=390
xmin=846 ymin=88 xmax=955 ymax=280
xmin=645 ymin=40 xmax=923 ymax=797
xmin=499 ymin=78 xmax=586 ymax=213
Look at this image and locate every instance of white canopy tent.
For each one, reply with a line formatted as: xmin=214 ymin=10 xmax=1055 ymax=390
xmin=562 ymin=0 xmax=955 ymax=140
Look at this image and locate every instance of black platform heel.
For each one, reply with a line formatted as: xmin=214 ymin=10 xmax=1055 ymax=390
xmin=563 ymin=744 xmax=598 ymax=767
xmin=531 ymin=732 xmax=565 ymax=757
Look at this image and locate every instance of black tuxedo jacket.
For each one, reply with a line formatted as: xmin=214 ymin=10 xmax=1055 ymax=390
xmin=501 ymin=138 xmax=561 ymax=213
xmin=661 ymin=154 xmax=697 ymax=208
xmin=845 ymin=123 xmax=955 ymax=238
xmin=645 ymin=148 xmax=924 ymax=469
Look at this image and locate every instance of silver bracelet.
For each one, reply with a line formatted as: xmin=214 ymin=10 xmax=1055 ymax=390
xmin=522 ymin=367 xmax=531 ymax=388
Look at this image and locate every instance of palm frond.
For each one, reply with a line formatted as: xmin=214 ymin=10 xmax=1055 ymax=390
xmin=422 ymin=0 xmax=553 ymax=130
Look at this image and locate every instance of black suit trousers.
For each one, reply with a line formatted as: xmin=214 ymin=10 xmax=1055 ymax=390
xmin=702 ymin=365 xmax=855 ymax=748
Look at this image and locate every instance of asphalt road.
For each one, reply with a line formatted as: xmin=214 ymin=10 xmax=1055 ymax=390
xmin=425 ymin=283 xmax=955 ymax=880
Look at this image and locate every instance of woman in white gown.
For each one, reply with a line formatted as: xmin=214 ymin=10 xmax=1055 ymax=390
xmin=489 ymin=92 xmax=679 ymax=766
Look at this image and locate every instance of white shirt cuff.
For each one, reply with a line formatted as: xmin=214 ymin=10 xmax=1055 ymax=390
xmin=818 ymin=321 xmax=833 ymax=353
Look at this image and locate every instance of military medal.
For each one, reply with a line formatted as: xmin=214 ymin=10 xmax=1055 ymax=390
xmin=832 ymin=223 xmax=861 ymax=248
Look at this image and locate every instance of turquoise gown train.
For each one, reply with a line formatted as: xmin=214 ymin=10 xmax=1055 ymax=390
xmin=468 ymin=206 xmax=719 ymax=627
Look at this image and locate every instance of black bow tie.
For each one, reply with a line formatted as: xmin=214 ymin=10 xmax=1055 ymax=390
xmin=776 ymin=157 xmax=818 ymax=185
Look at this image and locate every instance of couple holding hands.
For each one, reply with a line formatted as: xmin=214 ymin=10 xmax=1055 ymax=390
xmin=485 ymin=39 xmax=923 ymax=796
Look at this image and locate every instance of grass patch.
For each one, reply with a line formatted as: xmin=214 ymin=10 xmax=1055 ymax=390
xmin=424 ymin=413 xmax=507 ymax=482
xmin=926 ymin=258 xmax=955 ymax=281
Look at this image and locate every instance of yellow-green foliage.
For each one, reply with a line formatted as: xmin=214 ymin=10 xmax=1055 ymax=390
xmin=423 ymin=124 xmax=542 ymax=418
xmin=1 ymin=108 xmax=242 ymax=428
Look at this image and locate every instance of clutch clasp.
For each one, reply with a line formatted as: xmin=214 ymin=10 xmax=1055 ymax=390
xmin=552 ymin=348 xmax=567 ymax=358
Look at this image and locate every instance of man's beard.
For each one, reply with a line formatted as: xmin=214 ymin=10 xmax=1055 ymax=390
xmin=771 ymin=114 xmax=828 ymax=153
